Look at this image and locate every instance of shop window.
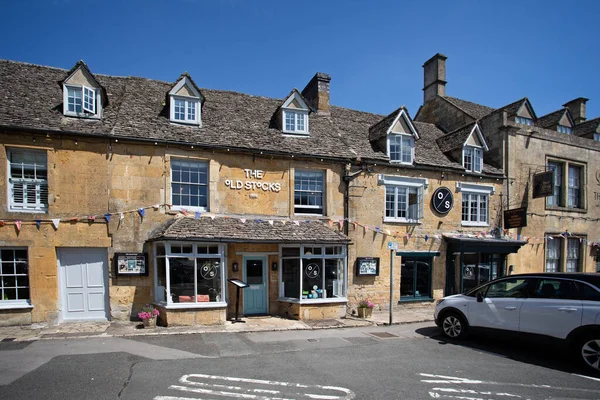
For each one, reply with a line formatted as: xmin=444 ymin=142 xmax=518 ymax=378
xmin=0 ymin=248 xmax=30 ymax=307
xmin=461 ymin=253 xmax=501 ymax=293
xmin=547 ymin=159 xmax=585 ymax=209
xmin=545 ymin=236 xmax=562 ymax=272
xmin=461 ymin=192 xmax=488 ymax=226
xmin=294 ymin=170 xmax=324 ymax=215
xmin=170 ymin=159 xmax=208 ymax=211
xmin=8 ymin=148 xmax=48 ymax=212
xmin=279 ymin=245 xmax=346 ymax=301
xmin=154 ymin=242 xmax=225 ymax=307
xmin=400 ymin=257 xmax=432 ymax=301
xmin=388 ymin=134 xmax=414 ymax=164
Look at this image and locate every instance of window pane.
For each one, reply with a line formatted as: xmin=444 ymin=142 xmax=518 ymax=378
xmin=566 ymin=238 xmax=580 ymax=272
xmin=463 ymin=147 xmax=473 ymax=171
xmin=187 ymin=101 xmax=196 ymax=121
xmin=171 ymin=160 xmax=208 ymax=208
xmin=285 ymin=111 xmax=296 ymax=131
xmin=1 ymin=248 xmax=30 ymax=302
xmin=389 ymin=136 xmax=401 ymax=162
xmin=568 ymin=166 xmax=581 ymax=208
xmin=282 ymin=258 xmax=300 ymax=298
xmin=8 ymin=149 xmax=48 ymax=211
xmin=174 ymin=99 xmax=185 ymax=120
xmin=169 ymin=258 xmax=195 ymax=303
xmin=547 ymin=162 xmax=562 ymax=207
xmin=486 ymin=278 xmax=529 ymax=298
xmin=545 ymin=237 xmax=561 ymax=272
xmin=325 ymin=259 xmax=344 ymax=298
xmin=296 ymin=113 xmax=305 ymax=131
xmin=197 ymin=259 xmax=222 ymax=301
xmin=302 ymin=258 xmax=323 ymax=299
xmin=294 ymin=170 xmax=324 ymax=214
xmin=401 ymin=137 xmax=413 ymax=163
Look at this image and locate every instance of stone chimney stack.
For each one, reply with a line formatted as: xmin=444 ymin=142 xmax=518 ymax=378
xmin=423 ymin=53 xmax=447 ymax=103
xmin=301 ymin=72 xmax=331 ymax=115
xmin=562 ymin=97 xmax=588 ymax=125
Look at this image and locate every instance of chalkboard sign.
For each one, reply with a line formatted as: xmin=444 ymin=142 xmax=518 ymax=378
xmin=114 ymin=253 xmax=148 ymax=276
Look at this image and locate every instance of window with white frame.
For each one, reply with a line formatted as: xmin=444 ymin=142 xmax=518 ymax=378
xmin=171 ymin=159 xmax=208 ymax=210
xmin=279 ymin=245 xmax=346 ymax=301
xmin=545 ymin=236 xmax=561 ymax=272
xmin=381 ymin=175 xmax=426 ymax=223
xmin=566 ymin=238 xmax=581 ymax=272
xmin=461 ymin=192 xmax=488 ymax=225
xmin=8 ymin=148 xmax=48 ymax=212
xmin=154 ymin=242 xmax=225 ymax=306
xmin=0 ymin=248 xmax=30 ymax=307
xmin=171 ymin=97 xmax=200 ymax=125
xmin=557 ymin=125 xmax=573 ymax=134
xmin=594 ymin=133 xmax=600 ymax=142
xmin=463 ymin=146 xmax=482 ymax=173
xmin=64 ymin=85 xmax=99 ymax=117
xmin=388 ymin=134 xmax=414 ymax=164
xmin=294 ymin=170 xmax=324 ymax=215
xmin=515 ymin=116 xmax=533 ymax=126
xmin=283 ymin=110 xmax=308 ymax=134
xmin=547 ymin=160 xmax=584 ymax=209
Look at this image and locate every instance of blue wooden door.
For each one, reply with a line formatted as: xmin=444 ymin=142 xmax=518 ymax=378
xmin=243 ymin=256 xmax=267 ymax=315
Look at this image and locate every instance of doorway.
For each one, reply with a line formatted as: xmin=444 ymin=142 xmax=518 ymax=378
xmin=243 ymin=256 xmax=267 ymax=315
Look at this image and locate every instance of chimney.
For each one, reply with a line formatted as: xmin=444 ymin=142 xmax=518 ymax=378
xmin=562 ymin=97 xmax=588 ymax=125
xmin=301 ymin=72 xmax=331 ymax=115
xmin=423 ymin=53 xmax=447 ymax=103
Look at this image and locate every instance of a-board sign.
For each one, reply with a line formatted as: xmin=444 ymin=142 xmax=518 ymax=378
xmin=227 ymin=278 xmax=249 ymax=288
xmin=114 ymin=253 xmax=148 ymax=276
xmin=503 ymin=207 xmax=527 ymax=229
xmin=533 ymin=171 xmax=554 ymax=198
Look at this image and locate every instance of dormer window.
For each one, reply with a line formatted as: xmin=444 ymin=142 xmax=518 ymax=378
xmin=516 ymin=116 xmax=533 ymax=126
xmin=62 ymin=61 xmax=103 ymax=119
xmin=594 ymin=133 xmax=600 ymax=142
xmin=389 ymin=134 xmax=414 ymax=164
xmin=281 ymin=90 xmax=310 ymax=135
xmin=66 ymin=86 xmax=96 ymax=114
xmin=463 ymin=146 xmax=482 ymax=173
xmin=558 ymin=125 xmax=572 ymax=134
xmin=168 ymin=74 xmax=204 ymax=126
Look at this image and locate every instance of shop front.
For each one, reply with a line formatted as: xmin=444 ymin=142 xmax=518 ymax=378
xmin=443 ymin=235 xmax=527 ymax=295
xmin=148 ymin=216 xmax=350 ymax=326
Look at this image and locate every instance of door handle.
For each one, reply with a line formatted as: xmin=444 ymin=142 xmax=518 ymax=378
xmin=504 ymin=306 xmax=517 ymax=311
xmin=558 ymin=307 xmax=578 ymax=313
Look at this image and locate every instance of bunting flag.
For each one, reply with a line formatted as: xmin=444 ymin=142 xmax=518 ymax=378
xmin=0 ymin=220 xmax=5 ymax=227
xmin=89 ymin=216 xmax=96 ymax=221
xmin=181 ymin=209 xmax=188 ymax=216
xmin=425 ymin=235 xmax=429 ymax=243
xmin=268 ymin=220 xmax=274 ymax=226
xmin=328 ymin=220 xmax=334 ymax=228
xmin=210 ymin=215 xmax=215 ymax=220
xmin=15 ymin=220 xmax=21 ymax=232
xmin=52 ymin=219 xmax=60 ymax=229
xmin=119 ymin=213 xmax=124 ymax=221
xmin=339 ymin=220 xmax=344 ymax=229
xmin=385 ymin=229 xmax=391 ymax=236
xmin=195 ymin=212 xmax=201 ymax=219
xmin=364 ymin=225 xmax=369 ymax=232
xmin=281 ymin=220 xmax=286 ymax=225
xmin=104 ymin=214 xmax=111 ymax=223
xmin=138 ymin=208 xmax=145 ymax=218
xmin=70 ymin=217 xmax=78 ymax=223
xmin=153 ymin=204 xmax=160 ymax=210
xmin=293 ymin=221 xmax=299 ymax=226
xmin=353 ymin=222 xmax=358 ymax=230
xmin=240 ymin=218 xmax=246 ymax=223
xmin=35 ymin=220 xmax=41 ymax=229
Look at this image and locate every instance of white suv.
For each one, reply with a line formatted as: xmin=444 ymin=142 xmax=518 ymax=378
xmin=434 ymin=273 xmax=600 ymax=372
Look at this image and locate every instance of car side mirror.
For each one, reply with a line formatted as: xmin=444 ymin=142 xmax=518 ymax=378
xmin=477 ymin=292 xmax=483 ymax=303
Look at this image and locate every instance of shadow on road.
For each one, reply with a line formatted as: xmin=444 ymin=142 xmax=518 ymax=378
xmin=414 ymin=326 xmax=600 ymax=377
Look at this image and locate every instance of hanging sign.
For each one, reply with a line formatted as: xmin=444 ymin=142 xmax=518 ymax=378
xmin=114 ymin=253 xmax=148 ymax=276
xmin=432 ymin=187 xmax=453 ymax=214
xmin=503 ymin=207 xmax=527 ymax=229
xmin=533 ymin=171 xmax=554 ymax=198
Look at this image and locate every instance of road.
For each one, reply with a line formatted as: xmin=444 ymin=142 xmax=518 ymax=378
xmin=1 ymin=322 xmax=599 ymax=400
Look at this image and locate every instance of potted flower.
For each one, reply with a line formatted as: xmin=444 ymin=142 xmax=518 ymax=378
xmin=138 ymin=304 xmax=159 ymax=328
xmin=357 ymin=299 xmax=375 ymax=318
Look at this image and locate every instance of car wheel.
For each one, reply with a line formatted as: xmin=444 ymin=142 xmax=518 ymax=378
xmin=578 ymin=334 xmax=600 ymax=372
xmin=441 ymin=312 xmax=468 ymax=340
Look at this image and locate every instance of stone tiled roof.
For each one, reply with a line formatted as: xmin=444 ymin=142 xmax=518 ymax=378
xmin=574 ymin=117 xmax=600 ymax=137
xmin=436 ymin=123 xmax=474 ymax=153
xmin=412 ymin=121 xmax=465 ymax=169
xmin=536 ymin=109 xmax=567 ymax=129
xmin=368 ymin=106 xmax=404 ymax=141
xmin=498 ymin=98 xmax=528 ymax=117
xmin=148 ymin=216 xmax=350 ymax=243
xmin=443 ymin=96 xmax=495 ymax=119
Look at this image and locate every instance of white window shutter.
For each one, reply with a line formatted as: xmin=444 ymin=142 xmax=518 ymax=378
xmin=83 ymin=86 xmax=96 ymax=114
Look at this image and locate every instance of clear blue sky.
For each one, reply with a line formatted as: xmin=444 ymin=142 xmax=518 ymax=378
xmin=2 ymin=0 xmax=599 ymax=119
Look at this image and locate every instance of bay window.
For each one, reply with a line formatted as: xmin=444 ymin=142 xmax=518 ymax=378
xmin=279 ymin=245 xmax=346 ymax=301
xmin=154 ymin=242 xmax=226 ymax=307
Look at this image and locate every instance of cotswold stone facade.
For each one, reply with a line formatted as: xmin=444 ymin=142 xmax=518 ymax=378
xmin=0 ymin=55 xmax=594 ymax=327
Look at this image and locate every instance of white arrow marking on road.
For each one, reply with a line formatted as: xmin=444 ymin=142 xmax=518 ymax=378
xmin=154 ymin=373 xmax=355 ymax=400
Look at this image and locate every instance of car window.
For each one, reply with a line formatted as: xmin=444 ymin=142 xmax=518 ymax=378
xmin=485 ymin=278 xmax=529 ymax=298
xmin=575 ymin=282 xmax=600 ymax=301
xmin=532 ymin=279 xmax=578 ymax=300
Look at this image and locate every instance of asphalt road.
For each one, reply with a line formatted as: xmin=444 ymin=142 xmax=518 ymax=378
xmin=1 ymin=322 xmax=599 ymax=400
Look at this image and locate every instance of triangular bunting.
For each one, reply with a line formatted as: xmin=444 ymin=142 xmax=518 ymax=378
xmin=15 ymin=220 xmax=22 ymax=231
xmin=52 ymin=219 xmax=60 ymax=229
xmin=268 ymin=220 xmax=274 ymax=226
xmin=293 ymin=221 xmax=300 ymax=226
xmin=240 ymin=218 xmax=246 ymax=223
xmin=104 ymin=214 xmax=111 ymax=223
xmin=138 ymin=208 xmax=145 ymax=218
xmin=424 ymin=235 xmax=429 ymax=243
xmin=195 ymin=212 xmax=201 ymax=219
xmin=35 ymin=220 xmax=41 ymax=229
xmin=328 ymin=220 xmax=334 ymax=228
xmin=119 ymin=213 xmax=124 ymax=221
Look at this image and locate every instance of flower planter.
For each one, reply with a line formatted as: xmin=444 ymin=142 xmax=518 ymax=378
xmin=357 ymin=307 xmax=372 ymax=318
xmin=142 ymin=317 xmax=156 ymax=328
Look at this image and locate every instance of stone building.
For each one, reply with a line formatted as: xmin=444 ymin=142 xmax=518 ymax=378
xmin=416 ymin=53 xmax=600 ymax=277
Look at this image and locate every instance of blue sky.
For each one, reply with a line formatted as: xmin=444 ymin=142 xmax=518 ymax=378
xmin=2 ymin=0 xmax=599 ymax=119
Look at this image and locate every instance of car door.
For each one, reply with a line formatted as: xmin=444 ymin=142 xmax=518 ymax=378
xmin=468 ymin=277 xmax=531 ymax=331
xmin=519 ymin=278 xmax=582 ymax=339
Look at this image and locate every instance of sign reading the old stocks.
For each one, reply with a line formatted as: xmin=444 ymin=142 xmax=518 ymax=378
xmin=432 ymin=187 xmax=453 ymax=214
xmin=504 ymin=207 xmax=527 ymax=229
xmin=533 ymin=171 xmax=554 ymax=198
xmin=224 ymin=169 xmax=281 ymax=192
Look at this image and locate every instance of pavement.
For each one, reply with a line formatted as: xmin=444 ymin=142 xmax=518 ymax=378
xmin=0 ymin=303 xmax=435 ymax=342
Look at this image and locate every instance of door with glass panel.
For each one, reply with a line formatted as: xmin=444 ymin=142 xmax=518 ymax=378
xmin=243 ymin=256 xmax=267 ymax=315
xmin=400 ymin=257 xmax=432 ymax=301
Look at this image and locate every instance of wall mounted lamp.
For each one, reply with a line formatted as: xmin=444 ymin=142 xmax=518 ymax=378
xmin=271 ymin=262 xmax=278 ymax=271
xmin=232 ymin=262 xmax=239 ymax=272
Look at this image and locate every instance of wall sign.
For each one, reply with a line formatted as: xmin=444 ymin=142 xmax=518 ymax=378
xmin=356 ymin=257 xmax=380 ymax=276
xmin=224 ymin=169 xmax=281 ymax=192
xmin=533 ymin=171 xmax=554 ymax=198
xmin=305 ymin=263 xmax=321 ymax=278
xmin=114 ymin=253 xmax=148 ymax=276
xmin=432 ymin=187 xmax=453 ymax=214
xmin=503 ymin=207 xmax=527 ymax=229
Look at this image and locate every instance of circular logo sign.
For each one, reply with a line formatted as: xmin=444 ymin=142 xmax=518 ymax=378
xmin=200 ymin=262 xmax=218 ymax=280
xmin=432 ymin=187 xmax=453 ymax=214
xmin=305 ymin=263 xmax=321 ymax=279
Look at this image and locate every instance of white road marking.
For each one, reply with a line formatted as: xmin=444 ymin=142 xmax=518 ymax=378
xmin=572 ymin=373 xmax=600 ymax=382
xmin=155 ymin=373 xmax=355 ymax=400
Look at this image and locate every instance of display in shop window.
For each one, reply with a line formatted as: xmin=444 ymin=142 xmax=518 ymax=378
xmin=356 ymin=257 xmax=380 ymax=276
xmin=114 ymin=253 xmax=148 ymax=276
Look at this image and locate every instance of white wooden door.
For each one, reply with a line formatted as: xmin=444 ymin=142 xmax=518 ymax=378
xmin=58 ymin=248 xmax=109 ymax=321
